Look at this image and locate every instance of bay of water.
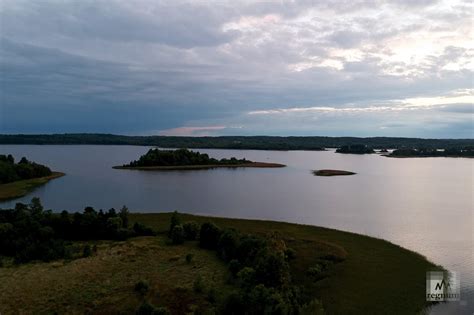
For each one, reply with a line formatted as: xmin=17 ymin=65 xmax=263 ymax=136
xmin=0 ymin=145 xmax=472 ymax=314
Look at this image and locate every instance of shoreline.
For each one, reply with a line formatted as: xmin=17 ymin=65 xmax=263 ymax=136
xmin=0 ymin=171 xmax=65 ymax=201
xmin=113 ymin=162 xmax=286 ymax=170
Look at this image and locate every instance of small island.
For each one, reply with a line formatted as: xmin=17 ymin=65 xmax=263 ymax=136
xmin=0 ymin=155 xmax=64 ymax=200
xmin=313 ymin=169 xmax=356 ymax=176
xmin=114 ymin=148 xmax=286 ymax=170
xmin=335 ymin=144 xmax=375 ymax=154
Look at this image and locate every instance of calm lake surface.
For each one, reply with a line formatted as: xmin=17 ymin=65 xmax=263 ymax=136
xmin=0 ymin=145 xmax=472 ymax=314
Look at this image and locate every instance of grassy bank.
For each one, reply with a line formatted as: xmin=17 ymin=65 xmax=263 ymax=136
xmin=113 ymin=162 xmax=286 ymax=171
xmin=0 ymin=172 xmax=65 ymax=201
xmin=0 ymin=213 xmax=438 ymax=314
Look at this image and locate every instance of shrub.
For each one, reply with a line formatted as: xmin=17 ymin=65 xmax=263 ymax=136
xmin=168 ymin=211 xmax=181 ymax=236
xmin=207 ymin=287 xmax=217 ymax=304
xmin=236 ymin=267 xmax=256 ymax=288
xmin=154 ymin=307 xmax=171 ymax=315
xmin=185 ymin=253 xmax=194 ymax=263
xmin=307 ymin=265 xmax=322 ymax=278
xmin=299 ymin=298 xmax=325 ymax=315
xmin=199 ymin=222 xmax=221 ymax=249
xmin=221 ymin=291 xmax=246 ymax=315
xmin=82 ymin=244 xmax=92 ymax=258
xmin=228 ymin=259 xmax=241 ymax=277
xmin=136 ymin=300 xmax=157 ymax=315
xmin=170 ymin=225 xmax=185 ymax=244
xmin=133 ymin=222 xmax=155 ymax=236
xmin=284 ymin=248 xmax=296 ymax=261
xmin=193 ymin=275 xmax=205 ymax=293
xmin=134 ymin=280 xmax=150 ymax=295
xmin=183 ymin=221 xmax=200 ymax=240
xmin=255 ymin=252 xmax=290 ymax=288
xmin=217 ymin=229 xmax=240 ymax=261
xmin=119 ymin=205 xmax=129 ymax=228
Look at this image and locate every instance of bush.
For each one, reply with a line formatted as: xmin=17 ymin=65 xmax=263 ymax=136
xmin=228 ymin=259 xmax=241 ymax=277
xmin=193 ymin=275 xmax=205 ymax=293
xmin=153 ymin=307 xmax=171 ymax=315
xmin=82 ymin=244 xmax=92 ymax=258
xmin=221 ymin=291 xmax=246 ymax=315
xmin=207 ymin=287 xmax=217 ymax=304
xmin=217 ymin=229 xmax=240 ymax=261
xmin=134 ymin=280 xmax=150 ymax=295
xmin=168 ymin=211 xmax=181 ymax=236
xmin=284 ymin=248 xmax=296 ymax=261
xmin=255 ymin=252 xmax=290 ymax=288
xmin=183 ymin=221 xmax=200 ymax=240
xmin=185 ymin=253 xmax=194 ymax=263
xmin=199 ymin=222 xmax=221 ymax=249
xmin=307 ymin=265 xmax=322 ymax=278
xmin=133 ymin=222 xmax=155 ymax=236
xmin=136 ymin=300 xmax=157 ymax=315
xmin=236 ymin=267 xmax=256 ymax=288
xmin=170 ymin=225 xmax=185 ymax=244
xmin=299 ymin=298 xmax=325 ymax=315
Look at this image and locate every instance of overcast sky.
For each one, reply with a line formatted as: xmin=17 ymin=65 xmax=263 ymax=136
xmin=0 ymin=0 xmax=472 ymax=137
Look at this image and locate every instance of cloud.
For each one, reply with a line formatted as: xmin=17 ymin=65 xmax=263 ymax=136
xmin=158 ymin=126 xmax=227 ymax=136
xmin=0 ymin=0 xmax=472 ymax=137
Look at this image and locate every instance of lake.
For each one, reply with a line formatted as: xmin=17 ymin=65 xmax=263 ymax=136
xmin=0 ymin=145 xmax=472 ymax=314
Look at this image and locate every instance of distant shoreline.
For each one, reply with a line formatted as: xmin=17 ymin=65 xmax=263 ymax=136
xmin=1 ymin=134 xmax=472 ymax=151
xmin=385 ymin=154 xmax=474 ymax=158
xmin=113 ymin=162 xmax=286 ymax=170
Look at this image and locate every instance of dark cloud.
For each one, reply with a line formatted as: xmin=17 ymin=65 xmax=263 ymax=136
xmin=0 ymin=0 xmax=472 ymax=137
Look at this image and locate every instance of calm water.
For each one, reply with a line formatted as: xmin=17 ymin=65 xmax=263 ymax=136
xmin=0 ymin=145 xmax=472 ymax=314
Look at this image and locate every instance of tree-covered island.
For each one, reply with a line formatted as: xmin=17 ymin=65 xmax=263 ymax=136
xmin=335 ymin=144 xmax=375 ymax=154
xmin=114 ymin=148 xmax=286 ymax=170
xmin=0 ymin=155 xmax=64 ymax=200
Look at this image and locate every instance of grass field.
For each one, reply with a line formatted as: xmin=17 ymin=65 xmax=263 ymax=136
xmin=0 ymin=172 xmax=65 ymax=201
xmin=0 ymin=213 xmax=439 ymax=314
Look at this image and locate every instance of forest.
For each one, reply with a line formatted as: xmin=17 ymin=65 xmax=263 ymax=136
xmin=1 ymin=134 xmax=473 ymax=150
xmin=0 ymin=155 xmax=52 ymax=184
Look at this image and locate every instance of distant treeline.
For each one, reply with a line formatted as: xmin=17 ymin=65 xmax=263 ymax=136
xmin=123 ymin=148 xmax=250 ymax=167
xmin=1 ymin=134 xmax=473 ymax=150
xmin=390 ymin=147 xmax=474 ymax=157
xmin=0 ymin=198 xmax=154 ymax=264
xmin=0 ymin=155 xmax=52 ymax=184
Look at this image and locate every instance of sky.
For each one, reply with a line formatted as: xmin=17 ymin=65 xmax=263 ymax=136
xmin=0 ymin=0 xmax=472 ymax=138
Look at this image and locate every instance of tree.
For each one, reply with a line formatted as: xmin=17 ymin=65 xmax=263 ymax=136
xmin=199 ymin=222 xmax=221 ymax=249
xmin=170 ymin=225 xmax=185 ymax=244
xmin=255 ymin=252 xmax=290 ymax=288
xmin=183 ymin=221 xmax=199 ymax=240
xmin=168 ymin=211 xmax=181 ymax=237
xmin=119 ymin=205 xmax=129 ymax=228
xmin=217 ymin=228 xmax=240 ymax=261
